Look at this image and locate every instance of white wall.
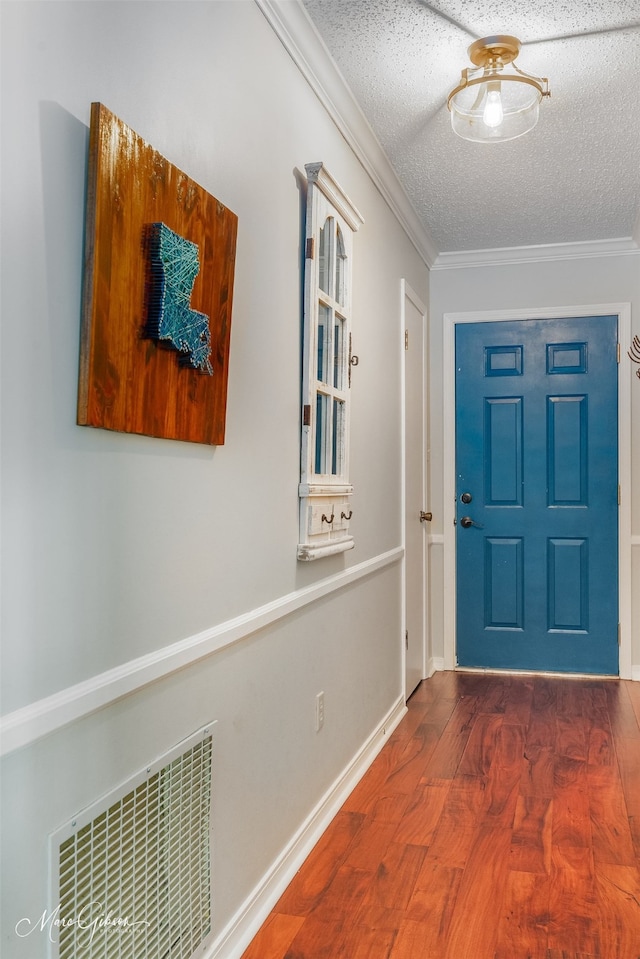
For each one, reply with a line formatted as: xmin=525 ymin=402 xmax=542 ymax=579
xmin=0 ymin=2 xmax=427 ymax=956
xmin=428 ymin=255 xmax=640 ymax=670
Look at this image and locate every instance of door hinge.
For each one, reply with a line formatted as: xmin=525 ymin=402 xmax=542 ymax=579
xmin=306 ymin=237 xmax=314 ymax=260
xmin=404 ymin=329 xmax=409 ymax=351
xmin=348 ymin=333 xmax=354 ymax=387
xmin=618 ymin=623 xmax=621 ymax=646
xmin=618 ymin=484 xmax=621 ymax=505
xmin=405 ymin=630 xmax=409 ymax=651
xmin=303 ymin=404 xmax=311 ymax=426
xmin=617 ymin=342 xmax=621 ymax=363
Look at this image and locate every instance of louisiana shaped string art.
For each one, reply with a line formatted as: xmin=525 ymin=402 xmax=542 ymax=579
xmin=78 ymin=103 xmax=237 ymax=445
xmin=146 ymin=223 xmax=213 ymax=375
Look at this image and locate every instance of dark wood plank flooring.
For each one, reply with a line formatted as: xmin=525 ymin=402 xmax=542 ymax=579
xmin=241 ymin=671 xmax=640 ymax=959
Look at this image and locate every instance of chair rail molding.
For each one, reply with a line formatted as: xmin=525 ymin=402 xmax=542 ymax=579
xmin=0 ymin=547 xmax=403 ymax=756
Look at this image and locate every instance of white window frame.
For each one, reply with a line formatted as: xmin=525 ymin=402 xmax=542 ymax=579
xmin=297 ymin=163 xmax=363 ymax=561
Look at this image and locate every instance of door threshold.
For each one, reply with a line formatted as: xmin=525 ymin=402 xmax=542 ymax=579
xmin=455 ymin=666 xmax=619 ymax=681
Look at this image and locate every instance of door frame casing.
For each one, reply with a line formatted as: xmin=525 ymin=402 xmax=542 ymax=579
xmin=442 ymin=303 xmax=632 ymax=678
xmin=401 ymin=280 xmax=429 ymax=698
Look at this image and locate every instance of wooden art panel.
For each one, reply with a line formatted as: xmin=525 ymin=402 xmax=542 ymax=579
xmin=78 ymin=102 xmax=238 ymax=445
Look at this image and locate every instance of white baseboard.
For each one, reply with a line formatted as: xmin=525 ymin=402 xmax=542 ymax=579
xmin=630 ymin=539 xmax=640 ymax=680
xmin=426 ymin=657 xmax=445 ymax=677
xmin=206 ymin=695 xmax=407 ymax=959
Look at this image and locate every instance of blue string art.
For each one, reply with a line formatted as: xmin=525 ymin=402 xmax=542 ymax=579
xmin=146 ymin=222 xmax=213 ymax=375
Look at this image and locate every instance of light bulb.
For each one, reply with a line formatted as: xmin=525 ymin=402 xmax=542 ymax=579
xmin=483 ymin=83 xmax=503 ymax=128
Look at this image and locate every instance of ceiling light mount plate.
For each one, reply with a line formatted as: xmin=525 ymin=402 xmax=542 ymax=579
xmin=467 ymin=35 xmax=521 ymax=67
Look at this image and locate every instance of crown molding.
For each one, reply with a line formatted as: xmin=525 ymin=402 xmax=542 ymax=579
xmin=255 ymin=0 xmax=439 ymax=268
xmin=255 ymin=2 xmax=640 ymax=272
xmin=431 ymin=236 xmax=640 ymax=270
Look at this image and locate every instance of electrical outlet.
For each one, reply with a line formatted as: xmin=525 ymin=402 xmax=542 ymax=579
xmin=315 ymin=691 xmax=325 ymax=732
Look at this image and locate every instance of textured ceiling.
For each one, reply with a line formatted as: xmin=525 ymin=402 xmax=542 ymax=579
xmin=300 ymin=0 xmax=640 ymax=254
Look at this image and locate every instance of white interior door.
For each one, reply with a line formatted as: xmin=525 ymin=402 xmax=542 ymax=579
xmin=403 ymin=282 xmax=429 ymax=698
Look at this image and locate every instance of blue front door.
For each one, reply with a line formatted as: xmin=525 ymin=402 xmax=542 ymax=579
xmin=455 ymin=316 xmax=619 ymax=674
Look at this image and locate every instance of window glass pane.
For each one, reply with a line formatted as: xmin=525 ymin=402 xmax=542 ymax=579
xmin=317 ymin=304 xmax=331 ymax=384
xmin=315 ymin=392 xmax=329 ymax=475
xmin=335 ymin=227 xmax=346 ymax=307
xmin=332 ymin=399 xmax=344 ymax=475
xmin=318 ymin=218 xmax=332 ymax=295
xmin=333 ymin=315 xmax=346 ymax=389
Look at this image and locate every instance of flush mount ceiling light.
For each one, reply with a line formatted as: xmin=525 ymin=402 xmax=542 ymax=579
xmin=448 ymin=35 xmax=550 ymax=143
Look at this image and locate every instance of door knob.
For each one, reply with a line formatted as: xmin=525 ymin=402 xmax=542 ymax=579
xmin=419 ymin=510 xmax=433 ymax=523
xmin=460 ymin=515 xmax=483 ymax=529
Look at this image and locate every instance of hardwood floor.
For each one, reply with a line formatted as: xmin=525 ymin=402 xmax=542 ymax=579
xmin=241 ymin=671 xmax=640 ymax=959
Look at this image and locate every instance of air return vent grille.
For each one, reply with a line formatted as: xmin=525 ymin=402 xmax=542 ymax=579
xmin=50 ymin=724 xmax=213 ymax=959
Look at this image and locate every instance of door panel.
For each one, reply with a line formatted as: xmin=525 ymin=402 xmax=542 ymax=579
xmin=455 ymin=316 xmax=618 ymax=675
xmin=404 ymin=287 xmax=428 ymax=697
